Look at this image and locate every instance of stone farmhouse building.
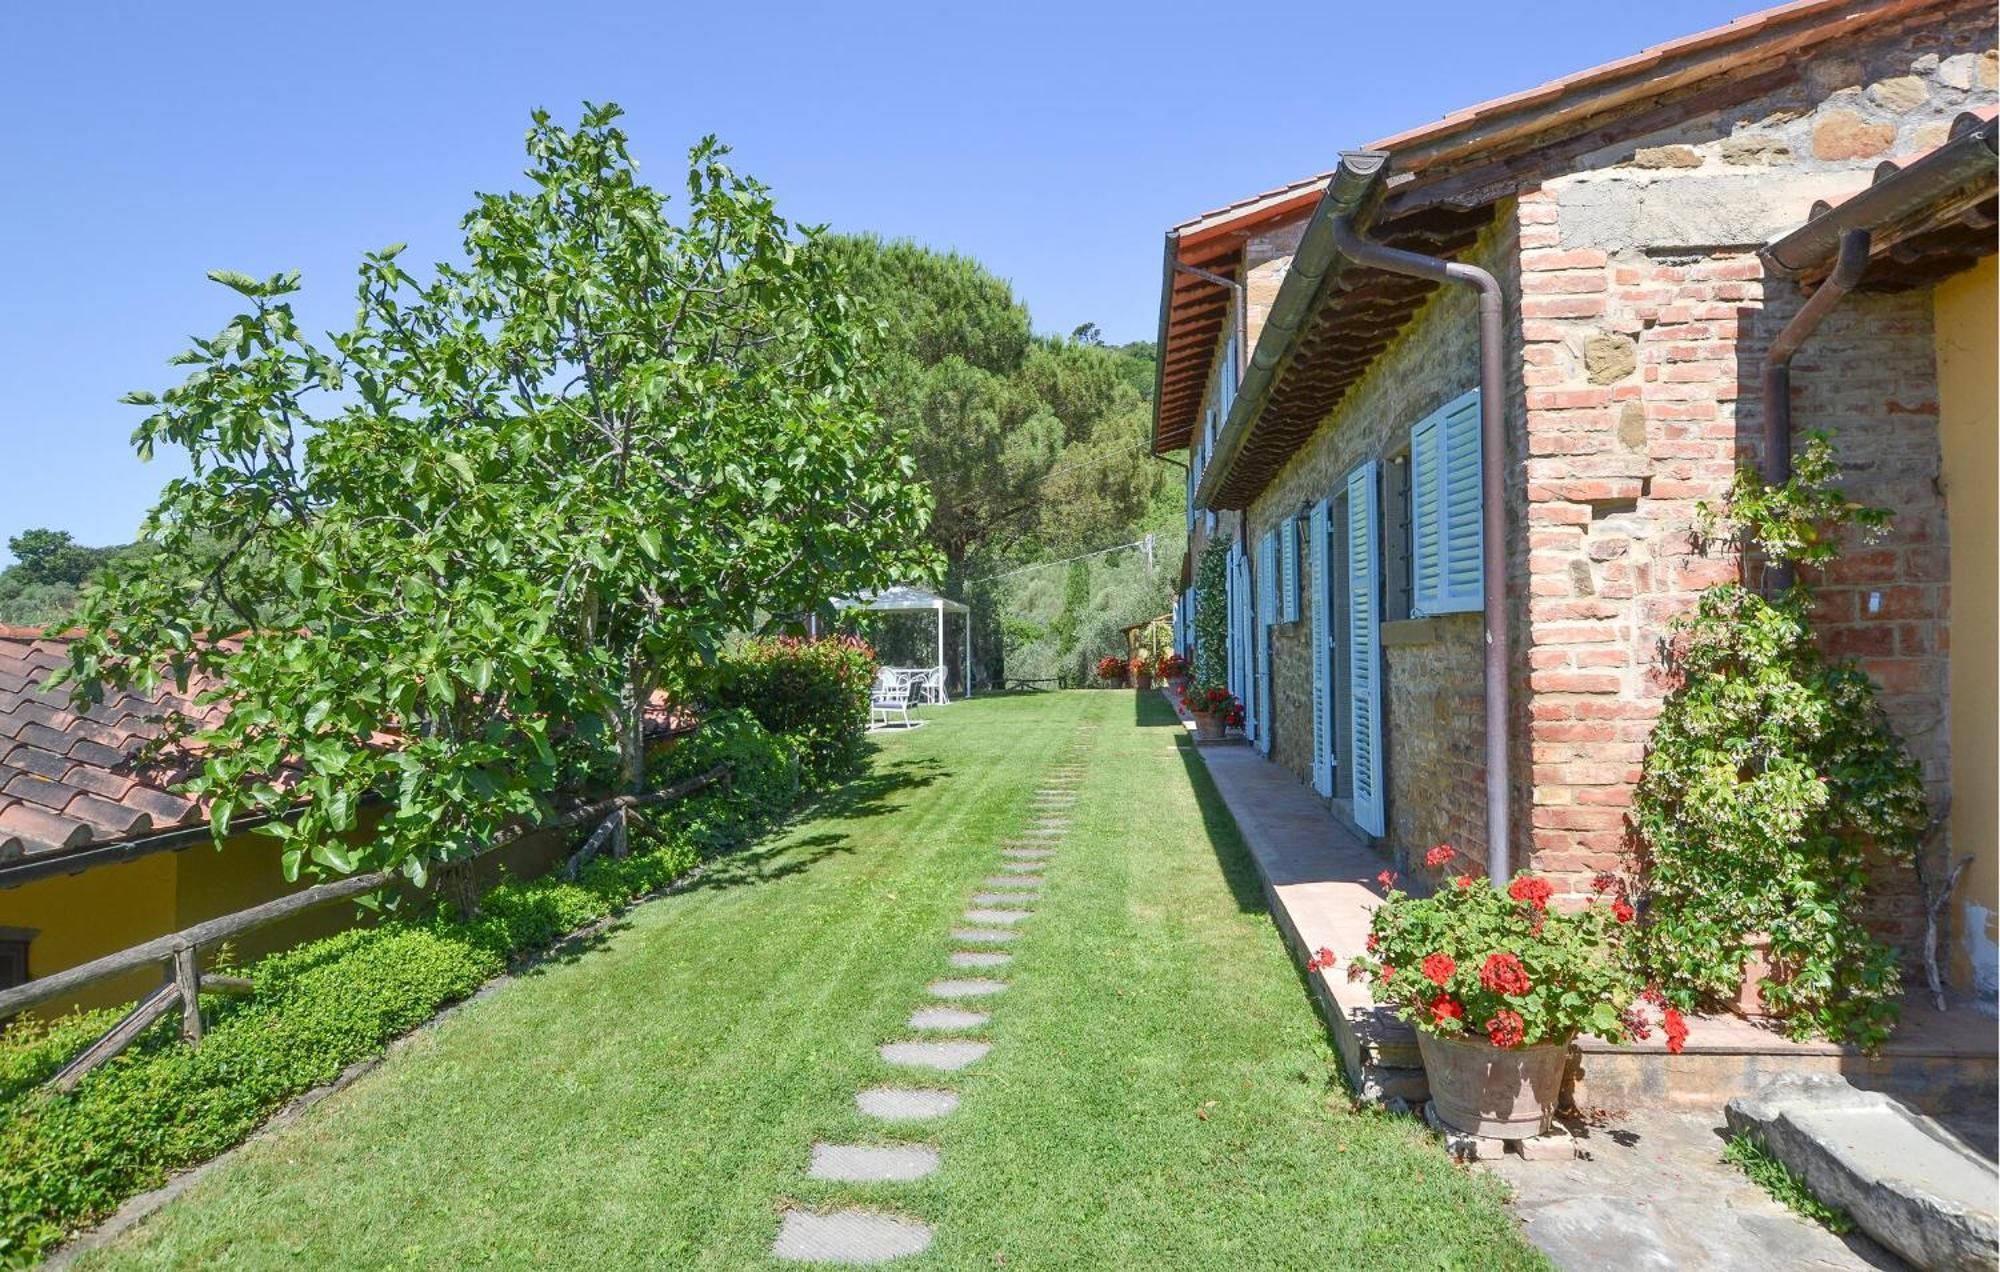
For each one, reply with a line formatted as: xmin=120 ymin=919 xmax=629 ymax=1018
xmin=1157 ymin=0 xmax=1998 ymax=1001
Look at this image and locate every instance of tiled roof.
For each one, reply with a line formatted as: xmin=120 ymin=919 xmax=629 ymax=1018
xmin=0 ymin=630 xmax=209 ymax=864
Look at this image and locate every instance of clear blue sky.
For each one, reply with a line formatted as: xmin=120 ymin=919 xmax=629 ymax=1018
xmin=0 ymin=0 xmax=1758 ymax=561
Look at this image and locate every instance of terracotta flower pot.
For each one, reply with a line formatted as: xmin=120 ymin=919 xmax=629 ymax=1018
xmin=1417 ymin=1030 xmax=1570 ymax=1139
xmin=1189 ymin=708 xmax=1225 ymax=741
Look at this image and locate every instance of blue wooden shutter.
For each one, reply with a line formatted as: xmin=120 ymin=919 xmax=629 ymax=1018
xmin=1279 ymin=516 xmax=1299 ymax=623
xmin=1411 ymin=389 xmax=1483 ymax=616
xmin=1308 ymin=500 xmax=1333 ymax=798
xmin=1347 ymin=462 xmax=1386 ymax=837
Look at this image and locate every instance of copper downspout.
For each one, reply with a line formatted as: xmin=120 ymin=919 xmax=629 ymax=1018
xmin=1758 ymin=227 xmax=1872 ymax=593
xmin=1329 ymin=207 xmax=1513 ymax=884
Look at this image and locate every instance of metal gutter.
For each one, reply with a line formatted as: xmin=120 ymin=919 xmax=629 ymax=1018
xmin=1761 ymin=111 xmax=1997 ymax=279
xmin=1149 ymin=232 xmax=1179 ymax=452
xmin=1193 ymin=153 xmax=1387 ymax=511
xmin=1326 ymin=161 xmax=1514 ymax=885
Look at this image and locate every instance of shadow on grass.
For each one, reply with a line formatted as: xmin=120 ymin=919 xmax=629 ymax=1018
xmin=681 ymin=755 xmax=944 ymax=895
xmin=1133 ymin=686 xmax=1184 ymax=728
xmin=1169 ymin=734 xmax=1275 ymax=917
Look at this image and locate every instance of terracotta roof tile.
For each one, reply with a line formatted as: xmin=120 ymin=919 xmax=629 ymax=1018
xmin=63 ymin=792 xmax=153 ymax=838
xmin=0 ymin=801 xmax=94 ymax=853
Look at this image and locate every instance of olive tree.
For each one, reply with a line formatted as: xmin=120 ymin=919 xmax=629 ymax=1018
xmin=61 ymin=104 xmax=932 ymax=890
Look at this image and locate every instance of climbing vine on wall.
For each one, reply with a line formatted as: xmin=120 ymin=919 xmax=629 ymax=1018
xmin=1192 ymin=534 xmax=1232 ymax=693
xmin=1633 ymin=435 xmax=1928 ymax=1050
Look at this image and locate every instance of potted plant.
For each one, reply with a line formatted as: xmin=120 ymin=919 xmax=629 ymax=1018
xmin=1350 ymin=852 xmax=1685 ymax=1140
xmin=1180 ymin=685 xmax=1238 ymax=741
xmin=1157 ymin=651 xmax=1187 ymax=692
xmin=1130 ymin=655 xmax=1154 ymax=691
xmin=1095 ymin=655 xmax=1127 ymax=686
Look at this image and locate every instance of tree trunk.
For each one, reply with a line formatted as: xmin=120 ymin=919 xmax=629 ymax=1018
xmin=437 ymin=860 xmax=480 ymax=920
xmin=612 ymin=664 xmax=650 ymax=858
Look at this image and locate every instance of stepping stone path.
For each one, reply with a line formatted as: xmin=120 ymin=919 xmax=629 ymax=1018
xmin=962 ymin=908 xmax=1032 ymax=925
xmin=949 ymin=950 xmax=1011 ymax=968
xmin=856 ymin=1087 xmax=959 ymax=1121
xmin=880 ymin=1040 xmax=990 ymax=1071
xmin=774 ymin=755 xmax=1084 ymax=1264
xmin=928 ymin=977 xmax=1009 ymax=999
xmin=810 ymin=1143 xmax=941 ymax=1182
xmin=910 ymin=1005 xmax=988 ymax=1029
xmin=775 ymin=1211 xmax=933 ymax=1264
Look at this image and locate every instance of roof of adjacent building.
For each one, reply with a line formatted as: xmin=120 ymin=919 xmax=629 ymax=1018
xmin=1151 ymin=0 xmax=1969 ymax=467
xmin=0 ymin=630 xmax=208 ymax=866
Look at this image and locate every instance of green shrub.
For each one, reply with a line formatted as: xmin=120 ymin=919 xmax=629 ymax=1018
xmin=1192 ymin=534 xmax=1231 ymax=692
xmin=706 ymin=636 xmax=875 ymax=788
xmin=0 ymin=822 xmax=714 ymax=1266
xmin=651 ymin=708 xmax=800 ymax=853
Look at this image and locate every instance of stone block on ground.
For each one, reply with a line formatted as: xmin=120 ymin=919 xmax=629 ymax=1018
xmin=808 ymin=1143 xmax=941 ymax=1183
xmin=773 ymin=1209 xmax=933 ymax=1263
xmin=856 ymin=1087 xmax=959 ymax=1121
xmin=1725 ymin=1073 xmax=1999 ymax=1271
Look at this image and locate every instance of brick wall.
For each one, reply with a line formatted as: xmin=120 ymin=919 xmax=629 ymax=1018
xmin=1520 ymin=14 xmax=1992 ymax=960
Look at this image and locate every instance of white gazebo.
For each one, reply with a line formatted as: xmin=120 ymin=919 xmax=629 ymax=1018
xmin=834 ymin=585 xmax=972 ymax=701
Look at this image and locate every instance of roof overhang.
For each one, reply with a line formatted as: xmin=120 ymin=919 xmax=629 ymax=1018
xmin=1763 ymin=109 xmax=1998 ymax=289
xmin=1181 ymin=0 xmax=1967 ymax=510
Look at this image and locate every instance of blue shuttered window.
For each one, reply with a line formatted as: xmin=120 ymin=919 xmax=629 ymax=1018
xmin=1347 ymin=462 xmax=1386 ymax=838
xmin=1410 ymin=389 xmax=1484 ymax=616
xmin=1255 ymin=530 xmax=1276 ymax=753
xmin=1308 ymin=500 xmax=1333 ymax=798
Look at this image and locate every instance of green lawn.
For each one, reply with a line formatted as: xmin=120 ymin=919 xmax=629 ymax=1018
xmin=81 ymin=691 xmax=1540 ymax=1269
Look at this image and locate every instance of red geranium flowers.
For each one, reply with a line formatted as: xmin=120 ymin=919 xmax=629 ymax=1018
xmin=1478 ymin=952 xmax=1532 ymax=996
xmin=1430 ymin=996 xmax=1465 ymax=1026
xmin=1420 ymin=953 xmax=1456 ymax=986
xmin=1424 ymin=843 xmax=1456 ymax=869
xmin=1507 ymin=875 xmax=1554 ymax=911
xmin=1306 ymin=946 xmax=1337 ymax=973
xmin=1485 ymin=1010 xmax=1526 ymax=1048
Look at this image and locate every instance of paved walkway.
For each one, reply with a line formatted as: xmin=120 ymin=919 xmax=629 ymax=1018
xmin=770 ymin=724 xmax=1096 ymax=1264
xmin=1177 ymin=695 xmax=1901 ymax=1271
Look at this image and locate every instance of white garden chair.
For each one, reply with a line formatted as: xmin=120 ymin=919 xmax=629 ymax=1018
xmin=870 ymin=671 xmax=915 ymax=730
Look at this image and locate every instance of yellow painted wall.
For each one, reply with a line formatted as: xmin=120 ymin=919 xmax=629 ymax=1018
xmin=1934 ymin=254 xmax=1998 ymax=1003
xmin=0 ymin=853 xmax=181 ymax=1013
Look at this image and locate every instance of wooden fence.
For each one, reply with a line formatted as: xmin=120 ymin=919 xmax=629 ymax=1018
xmin=0 ymin=765 xmax=727 ymax=1094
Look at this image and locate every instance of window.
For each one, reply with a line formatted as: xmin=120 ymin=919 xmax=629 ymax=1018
xmin=0 ymin=931 xmax=29 ymax=992
xmin=1410 ymin=389 xmax=1484 ymax=616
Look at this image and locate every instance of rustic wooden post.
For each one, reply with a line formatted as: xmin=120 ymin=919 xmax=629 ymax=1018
xmin=610 ymin=805 xmax=630 ymax=860
xmin=172 ymin=940 xmax=202 ymax=1043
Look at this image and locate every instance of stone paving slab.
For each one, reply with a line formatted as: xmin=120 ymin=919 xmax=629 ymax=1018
xmin=982 ymin=875 xmax=1043 ymax=888
xmin=1014 ymin=828 xmax=1064 ymax=838
xmin=969 ymin=891 xmax=1035 ymax=907
xmin=909 ymin=1005 xmax=989 ymax=1029
xmin=880 ymin=1040 xmax=990 ymax=1071
xmin=950 ymin=927 xmax=1016 ymax=944
xmin=773 ymin=1209 xmax=933 ymax=1264
xmin=995 ymin=862 xmax=1045 ymax=874
xmin=1000 ymin=849 xmax=1054 ymax=860
xmin=928 ymin=977 xmax=1008 ymax=999
xmin=856 ymin=1087 xmax=959 ymax=1121
xmin=949 ymin=950 xmax=1012 ymax=968
xmin=809 ymin=1143 xmax=941 ymax=1183
xmin=962 ymin=908 xmax=1031 ymax=925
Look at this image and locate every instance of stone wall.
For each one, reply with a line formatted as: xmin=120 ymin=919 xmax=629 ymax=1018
xmin=1241 ymin=212 xmax=1522 ymax=870
xmin=1519 ymin=10 xmax=1994 ymax=952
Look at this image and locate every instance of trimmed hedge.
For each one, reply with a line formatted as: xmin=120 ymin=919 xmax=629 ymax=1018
xmin=0 ymin=754 xmax=796 ymax=1267
xmin=706 ymin=636 xmax=876 ymax=789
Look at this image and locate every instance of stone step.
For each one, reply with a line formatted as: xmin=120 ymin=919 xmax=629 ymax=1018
xmin=962 ymin=908 xmax=1031 ymax=925
xmin=909 ymin=1005 xmax=988 ymax=1030
xmin=856 ymin=1087 xmax=959 ymax=1122
xmin=808 ymin=1143 xmax=941 ymax=1183
xmin=880 ymin=1040 xmax=990 ymax=1071
xmin=982 ymin=875 xmax=1043 ymax=889
xmin=949 ymin=951 xmax=1012 ymax=969
xmin=773 ymin=1209 xmax=933 ymax=1263
xmin=995 ymin=862 xmax=1045 ymax=875
xmin=970 ymin=891 xmax=1035 ymax=907
xmin=927 ymin=977 xmax=1007 ymax=999
xmin=950 ymin=928 xmax=1016 ymax=944
xmin=1000 ymin=849 xmax=1054 ymax=860
xmin=1725 ymin=1074 xmax=1999 ymax=1270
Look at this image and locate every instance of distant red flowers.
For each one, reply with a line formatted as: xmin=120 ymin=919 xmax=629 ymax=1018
xmin=1454 ymin=873 xmax=1476 ymax=889
xmin=1507 ymin=875 xmax=1554 ymax=911
xmin=1424 ymin=843 xmax=1456 ymax=869
xmin=1377 ymin=870 xmax=1397 ymax=890
xmin=1365 ymin=932 xmax=1379 ymax=953
xmin=1479 ymin=952 xmax=1531 ymax=997
xmin=1430 ymin=996 xmax=1465 ymax=1026
xmin=1611 ymin=898 xmax=1636 ymax=924
xmin=1306 ymin=946 xmax=1336 ymax=973
xmin=1663 ymin=1007 xmax=1689 ymax=1055
xmin=1485 ymin=1010 xmax=1526 ymax=1049
xmin=1421 ymin=953 xmax=1456 ymax=986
